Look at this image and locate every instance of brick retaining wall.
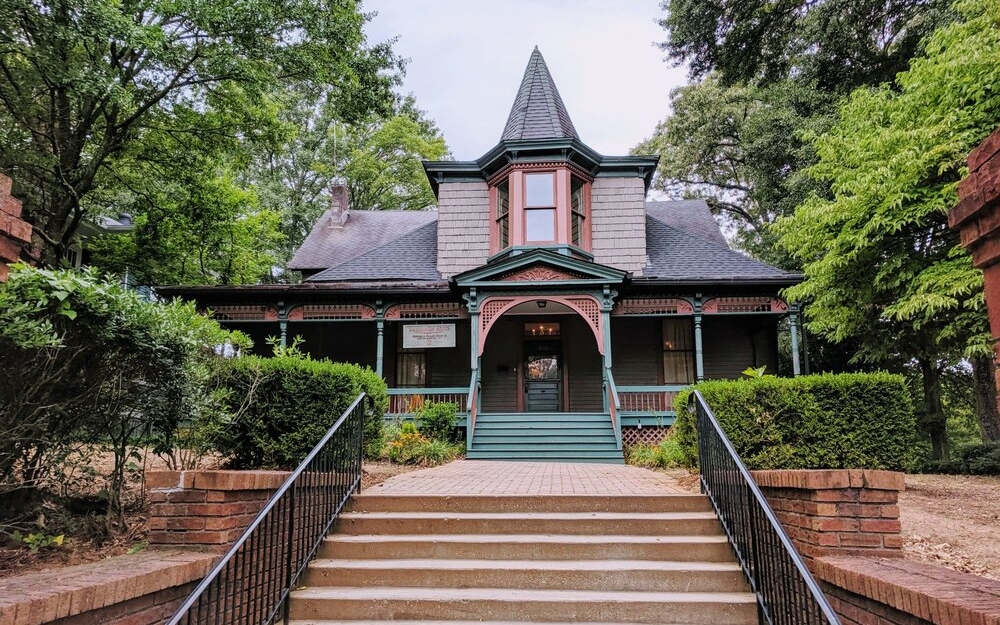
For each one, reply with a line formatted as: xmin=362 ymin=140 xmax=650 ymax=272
xmin=0 ymin=174 xmax=32 ymax=282
xmin=752 ymin=469 xmax=904 ymax=562
xmin=146 ymin=470 xmax=290 ymax=549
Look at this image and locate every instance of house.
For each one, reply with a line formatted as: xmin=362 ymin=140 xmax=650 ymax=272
xmin=159 ymin=48 xmax=802 ymax=462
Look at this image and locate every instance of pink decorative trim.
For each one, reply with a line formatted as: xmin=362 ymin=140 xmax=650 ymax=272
xmin=500 ymin=266 xmax=584 ymax=282
xmin=209 ymin=305 xmax=279 ymax=321
xmin=701 ymin=297 xmax=788 ymax=314
xmin=486 ymin=161 xmax=594 ymax=187
xmin=385 ymin=302 xmax=469 ymax=320
xmin=613 ymin=297 xmax=694 ymax=316
xmin=287 ymin=304 xmax=376 ymax=321
xmin=478 ymin=294 xmax=604 ymax=355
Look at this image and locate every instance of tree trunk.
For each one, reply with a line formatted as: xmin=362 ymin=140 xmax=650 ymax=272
xmin=919 ymin=358 xmax=949 ymax=461
xmin=971 ymin=355 xmax=1000 ymax=441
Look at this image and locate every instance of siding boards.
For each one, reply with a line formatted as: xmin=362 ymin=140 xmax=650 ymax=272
xmin=702 ymin=316 xmax=777 ymax=380
xmin=611 ymin=317 xmax=662 ymax=385
xmin=590 ymin=177 xmax=648 ymax=274
xmin=428 ymin=320 xmax=472 ymax=387
xmin=563 ymin=315 xmax=603 ymax=412
xmin=481 ymin=318 xmax=519 ymax=412
xmin=288 ymin=321 xmax=376 ymax=367
xmin=436 ymin=181 xmax=490 ymax=277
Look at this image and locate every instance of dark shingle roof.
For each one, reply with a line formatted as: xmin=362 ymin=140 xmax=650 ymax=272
xmin=645 ymin=200 xmax=729 ymax=247
xmin=306 ymin=222 xmax=440 ymax=282
xmin=501 ymin=47 xmax=578 ymax=142
xmin=643 ymin=213 xmax=794 ymax=281
xmin=288 ymin=209 xmax=437 ymax=271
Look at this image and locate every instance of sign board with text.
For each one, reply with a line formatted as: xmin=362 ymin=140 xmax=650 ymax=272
xmin=402 ymin=324 xmax=456 ymax=349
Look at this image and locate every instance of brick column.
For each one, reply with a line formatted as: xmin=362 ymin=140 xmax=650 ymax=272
xmin=0 ymin=174 xmax=32 ymax=281
xmin=146 ymin=470 xmax=289 ymax=550
xmin=751 ymin=469 xmax=905 ymax=564
xmin=950 ymin=128 xmax=1000 ymax=420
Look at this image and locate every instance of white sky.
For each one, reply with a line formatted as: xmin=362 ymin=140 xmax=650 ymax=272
xmin=363 ymin=0 xmax=689 ymax=160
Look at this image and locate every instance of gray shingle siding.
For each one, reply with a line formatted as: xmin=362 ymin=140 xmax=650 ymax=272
xmin=437 ymin=181 xmax=491 ymax=277
xmin=591 ymin=177 xmax=648 ymax=274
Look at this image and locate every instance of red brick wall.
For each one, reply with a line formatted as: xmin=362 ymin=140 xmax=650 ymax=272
xmin=752 ymin=469 xmax=904 ymax=563
xmin=146 ymin=470 xmax=289 ymax=549
xmin=0 ymin=173 xmax=32 ymax=282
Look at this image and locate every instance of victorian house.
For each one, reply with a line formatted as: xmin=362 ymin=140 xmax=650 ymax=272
xmin=161 ymin=48 xmax=802 ymax=463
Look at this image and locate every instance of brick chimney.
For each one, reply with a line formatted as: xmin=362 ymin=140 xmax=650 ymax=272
xmin=0 ymin=174 xmax=32 ymax=282
xmin=328 ymin=180 xmax=350 ymax=229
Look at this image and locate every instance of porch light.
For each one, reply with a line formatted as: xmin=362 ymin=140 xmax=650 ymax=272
xmin=537 ymin=301 xmax=547 ymax=308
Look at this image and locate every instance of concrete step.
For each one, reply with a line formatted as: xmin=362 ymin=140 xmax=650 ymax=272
xmin=301 ymin=558 xmax=748 ymax=592
xmin=290 ymin=621 xmax=744 ymax=625
xmin=465 ymin=450 xmax=624 ymax=463
xmin=347 ymin=494 xmax=713 ymax=513
xmin=288 ymin=586 xmax=758 ymax=625
xmin=471 ymin=434 xmax=618 ymax=444
xmin=335 ymin=511 xmax=721 ymax=536
xmin=476 ymin=413 xmax=610 ymax=422
xmin=319 ymin=534 xmax=736 ymax=561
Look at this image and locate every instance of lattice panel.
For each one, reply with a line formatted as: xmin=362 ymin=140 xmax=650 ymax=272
xmin=622 ymin=426 xmax=670 ymax=448
xmin=702 ymin=297 xmax=788 ymax=314
xmin=209 ymin=305 xmax=278 ymax=321
xmin=567 ymin=296 xmax=601 ymax=330
xmin=288 ymin=304 xmax=375 ymax=321
xmin=614 ymin=297 xmax=694 ymax=316
xmin=479 ymin=298 xmax=516 ymax=334
xmin=386 ymin=302 xmax=469 ymax=319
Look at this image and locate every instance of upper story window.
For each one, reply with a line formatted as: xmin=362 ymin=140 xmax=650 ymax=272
xmin=490 ymin=166 xmax=590 ymax=254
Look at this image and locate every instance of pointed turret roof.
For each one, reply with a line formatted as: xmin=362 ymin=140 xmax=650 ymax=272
xmin=501 ymin=47 xmax=579 ymax=141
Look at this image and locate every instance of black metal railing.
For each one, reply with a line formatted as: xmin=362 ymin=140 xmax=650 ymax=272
xmin=166 ymin=393 xmax=367 ymax=625
xmin=691 ymin=390 xmax=841 ymax=625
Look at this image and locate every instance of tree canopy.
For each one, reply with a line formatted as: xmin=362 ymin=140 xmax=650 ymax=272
xmin=0 ymin=0 xmax=399 ymax=267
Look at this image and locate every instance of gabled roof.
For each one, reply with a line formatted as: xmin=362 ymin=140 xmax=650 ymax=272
xmin=501 ymin=47 xmax=578 ymax=142
xmin=454 ymin=247 xmax=627 ymax=288
xmin=288 ymin=209 xmax=437 ymax=271
xmin=306 ymin=221 xmax=440 ymax=282
xmin=645 ymin=200 xmax=729 ymax=247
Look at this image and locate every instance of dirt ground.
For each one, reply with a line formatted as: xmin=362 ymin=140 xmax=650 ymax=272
xmin=900 ymin=474 xmax=1000 ymax=580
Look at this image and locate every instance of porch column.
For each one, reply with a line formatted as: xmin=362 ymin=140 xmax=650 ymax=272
xmin=602 ymin=309 xmax=613 ymax=412
xmin=789 ymin=304 xmax=802 ymax=376
xmin=375 ymin=301 xmax=385 ymax=378
xmin=277 ymin=301 xmax=288 ymax=348
xmin=693 ymin=296 xmax=705 ymax=381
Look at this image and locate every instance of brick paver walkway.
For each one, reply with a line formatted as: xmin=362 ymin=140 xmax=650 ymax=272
xmin=367 ymin=460 xmax=689 ymax=495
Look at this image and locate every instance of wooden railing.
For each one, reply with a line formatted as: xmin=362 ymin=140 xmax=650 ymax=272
xmin=617 ymin=385 xmax=687 ymax=414
xmin=386 ymin=388 xmax=468 ymax=415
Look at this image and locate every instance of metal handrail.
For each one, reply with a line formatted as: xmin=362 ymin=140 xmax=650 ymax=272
xmin=691 ymin=390 xmax=841 ymax=625
xmin=466 ymin=372 xmax=478 ymax=448
xmin=166 ymin=393 xmax=367 ymax=625
xmin=605 ymin=369 xmax=622 ymax=449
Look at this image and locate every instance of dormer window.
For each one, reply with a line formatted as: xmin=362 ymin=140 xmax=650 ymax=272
xmin=524 ymin=173 xmax=556 ymax=242
xmin=489 ymin=166 xmax=591 ymax=254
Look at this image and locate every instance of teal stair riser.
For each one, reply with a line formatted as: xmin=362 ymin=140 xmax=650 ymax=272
xmin=469 ymin=412 xmax=622 ymax=463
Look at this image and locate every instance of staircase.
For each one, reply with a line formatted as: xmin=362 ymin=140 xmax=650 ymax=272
xmin=467 ymin=412 xmax=624 ymax=463
xmin=289 ymin=493 xmax=758 ymax=625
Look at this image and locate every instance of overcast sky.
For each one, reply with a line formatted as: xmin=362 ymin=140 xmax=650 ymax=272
xmin=363 ymin=0 xmax=689 ymax=161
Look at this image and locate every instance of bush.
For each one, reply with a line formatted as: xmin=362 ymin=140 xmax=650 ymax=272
xmin=414 ymin=401 xmax=459 ymax=441
xmin=673 ymin=373 xmax=916 ymax=471
xmin=208 ymin=353 xmax=386 ymax=469
xmin=626 ymin=433 xmax=687 ymax=469
xmin=924 ymin=441 xmax=1000 ymax=475
xmin=382 ymin=422 xmax=463 ymax=466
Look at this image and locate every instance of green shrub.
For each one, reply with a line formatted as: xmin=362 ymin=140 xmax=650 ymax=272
xmin=626 ymin=433 xmax=687 ymax=469
xmin=383 ymin=422 xmax=463 ymax=466
xmin=673 ymin=372 xmax=916 ymax=471
xmin=926 ymin=441 xmax=1000 ymax=475
xmin=415 ymin=401 xmax=459 ymax=441
xmin=209 ymin=354 xmax=386 ymax=469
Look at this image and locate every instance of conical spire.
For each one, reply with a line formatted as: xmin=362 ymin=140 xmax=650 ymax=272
xmin=501 ymin=47 xmax=579 ymax=141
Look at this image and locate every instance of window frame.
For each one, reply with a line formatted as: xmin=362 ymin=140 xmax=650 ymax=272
xmin=661 ymin=318 xmax=696 ymax=385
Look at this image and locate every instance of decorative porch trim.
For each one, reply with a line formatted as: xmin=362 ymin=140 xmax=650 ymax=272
xmin=477 ymin=294 xmax=604 ymax=356
xmin=486 ymin=160 xmax=595 ymax=187
xmin=701 ymin=296 xmax=788 ymax=314
xmin=612 ymin=297 xmax=694 ymax=316
xmin=384 ymin=302 xmax=470 ymax=320
xmin=499 ymin=266 xmax=586 ymax=282
xmin=286 ymin=304 xmax=376 ymax=321
xmin=206 ymin=305 xmax=279 ymax=321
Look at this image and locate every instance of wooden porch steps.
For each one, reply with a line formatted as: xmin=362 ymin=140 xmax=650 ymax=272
xmin=288 ymin=493 xmax=757 ymax=625
xmin=467 ymin=412 xmax=624 ymax=463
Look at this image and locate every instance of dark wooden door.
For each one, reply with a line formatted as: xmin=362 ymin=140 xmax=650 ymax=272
xmin=524 ymin=340 xmax=561 ymax=412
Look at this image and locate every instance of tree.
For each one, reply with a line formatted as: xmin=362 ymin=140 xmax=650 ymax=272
xmin=634 ymin=78 xmax=832 ymax=268
xmin=0 ymin=0 xmax=398 ymax=267
xmin=659 ymin=0 xmax=952 ymax=91
xmin=777 ymin=0 xmax=1000 ymax=458
xmin=251 ymin=93 xmax=449 ymax=259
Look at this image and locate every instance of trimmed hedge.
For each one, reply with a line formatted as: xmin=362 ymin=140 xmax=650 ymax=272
xmin=673 ymin=373 xmax=916 ymax=471
xmin=924 ymin=441 xmax=1000 ymax=475
xmin=209 ymin=355 xmax=387 ymax=469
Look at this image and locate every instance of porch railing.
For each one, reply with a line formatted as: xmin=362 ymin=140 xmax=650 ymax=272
xmin=617 ymin=385 xmax=686 ymax=414
xmin=604 ymin=369 xmax=622 ymax=449
xmin=166 ymin=393 xmax=367 ymax=625
xmin=691 ymin=390 xmax=841 ymax=625
xmin=386 ymin=387 xmax=468 ymax=415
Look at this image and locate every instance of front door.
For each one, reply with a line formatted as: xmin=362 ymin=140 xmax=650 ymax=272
xmin=524 ymin=339 xmax=561 ymax=412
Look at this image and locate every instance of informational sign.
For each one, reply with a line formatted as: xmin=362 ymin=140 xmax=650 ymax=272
xmin=402 ymin=324 xmax=456 ymax=349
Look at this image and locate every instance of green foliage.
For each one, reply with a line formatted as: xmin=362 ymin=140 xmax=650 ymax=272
xmin=0 ymin=0 xmax=398 ymax=266
xmin=924 ymin=441 xmax=1000 ymax=475
xmin=673 ymin=373 xmax=917 ymax=470
xmin=0 ymin=265 xmax=245 ymax=521
xmin=10 ymin=530 xmax=64 ymax=553
xmin=207 ymin=353 xmax=386 ymax=469
xmin=414 ymin=402 xmax=459 ymax=442
xmin=625 ymin=433 xmax=687 ymax=469
xmin=382 ymin=422 xmax=463 ymax=466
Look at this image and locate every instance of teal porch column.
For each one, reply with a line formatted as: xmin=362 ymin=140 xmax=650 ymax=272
xmin=789 ymin=304 xmax=801 ymax=376
xmin=693 ymin=295 xmax=705 ymax=381
xmin=277 ymin=301 xmax=288 ymax=348
xmin=375 ymin=300 xmax=385 ymax=378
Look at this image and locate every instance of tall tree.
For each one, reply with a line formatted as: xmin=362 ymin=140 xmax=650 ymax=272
xmin=777 ymin=0 xmax=1000 ymax=458
xmin=0 ymin=0 xmax=398 ymax=266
